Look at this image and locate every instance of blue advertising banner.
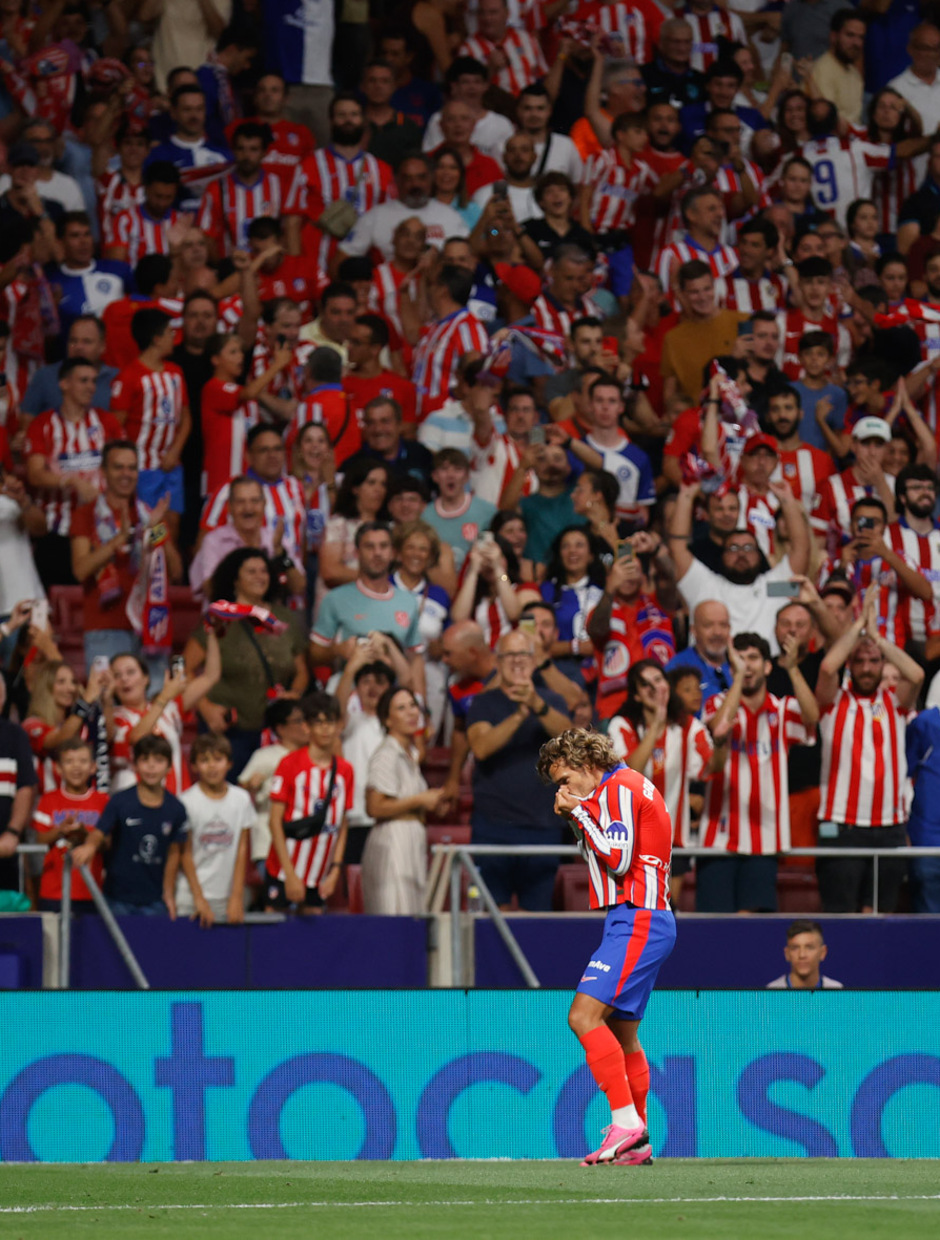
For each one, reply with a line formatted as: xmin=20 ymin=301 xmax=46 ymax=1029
xmin=0 ymin=991 xmax=938 ymax=1163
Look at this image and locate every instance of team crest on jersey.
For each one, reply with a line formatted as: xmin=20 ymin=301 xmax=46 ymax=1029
xmin=768 ymin=712 xmax=778 ymax=727
xmin=461 ymin=522 xmax=479 ymax=541
xmin=293 ymin=278 xmax=305 ymax=292
xmin=602 ymin=641 xmax=630 ymax=678
xmin=784 ymin=463 xmax=797 ymax=478
xmin=395 ymin=610 xmax=409 ymax=628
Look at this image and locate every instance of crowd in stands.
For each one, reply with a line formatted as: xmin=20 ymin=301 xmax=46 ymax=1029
xmin=4 ymin=0 xmax=940 ymax=927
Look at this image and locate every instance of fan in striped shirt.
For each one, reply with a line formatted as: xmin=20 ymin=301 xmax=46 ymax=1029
xmin=815 ymin=585 xmax=925 ymax=914
xmin=197 ymin=122 xmax=284 ymax=259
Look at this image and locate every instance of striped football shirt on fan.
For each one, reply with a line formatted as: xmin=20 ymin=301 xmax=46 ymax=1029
xmin=104 ymin=205 xmax=181 ymax=264
xmin=201 ymin=474 xmax=306 ymax=561
xmin=700 ymin=692 xmax=812 ymax=854
xmin=110 ymin=361 xmax=187 ymax=471
xmin=456 ymin=30 xmax=547 ymax=94
xmin=412 ymin=308 xmax=489 ymax=418
xmin=571 ymin=0 xmax=663 ymax=63
xmin=267 ymin=749 xmax=354 ymax=889
xmin=819 ymin=687 xmax=909 ymax=827
xmin=584 ymin=151 xmax=656 ymax=233
xmin=609 ymin=715 xmax=714 ymax=847
xmin=25 ymin=408 xmax=122 ymax=535
xmin=197 ymin=169 xmax=284 ymax=256
xmin=680 ymin=4 xmax=746 ymax=71
xmin=285 ymin=149 xmax=393 ymax=273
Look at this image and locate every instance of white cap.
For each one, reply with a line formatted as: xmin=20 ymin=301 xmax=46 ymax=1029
xmin=852 ymin=416 xmax=891 ymax=443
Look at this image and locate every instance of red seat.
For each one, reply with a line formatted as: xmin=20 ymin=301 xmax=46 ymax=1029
xmin=555 ymin=862 xmax=590 ymax=911
xmin=777 ymin=870 xmax=822 ymax=913
xmin=49 ymin=585 xmax=83 ymax=636
xmin=168 ymin=585 xmax=203 ymax=652
xmin=345 ymin=865 xmax=363 ymax=914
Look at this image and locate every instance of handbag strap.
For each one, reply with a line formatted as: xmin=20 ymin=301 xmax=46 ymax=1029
xmin=535 ymin=133 xmax=552 ymax=179
xmin=240 ymin=618 xmax=277 ymax=690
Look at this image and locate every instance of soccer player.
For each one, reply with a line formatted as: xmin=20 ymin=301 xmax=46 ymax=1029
xmin=538 ymin=728 xmax=676 ymax=1168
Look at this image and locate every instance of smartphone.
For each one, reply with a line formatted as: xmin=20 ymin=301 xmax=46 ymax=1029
xmin=767 ymin=580 xmax=801 ymax=598
xmin=491 ymin=180 xmax=508 ymax=200
xmin=519 ymin=616 xmax=537 ymax=636
xmin=617 ymin=540 xmax=634 ymax=562
xmin=528 ymin=425 xmax=546 ymax=445
xmin=171 ymin=655 xmax=185 ymax=678
xmin=856 ymin=515 xmax=877 ymax=531
xmin=91 ymin=655 xmax=110 ymax=676
xmin=31 ymin=598 xmax=50 ymax=629
xmin=276 ymin=333 xmax=288 ymax=348
xmin=479 ymin=530 xmax=495 ymax=546
xmin=737 ymin=319 xmax=754 ymax=337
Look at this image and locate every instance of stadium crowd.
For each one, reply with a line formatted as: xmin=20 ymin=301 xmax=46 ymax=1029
xmin=3 ymin=0 xmax=940 ymax=925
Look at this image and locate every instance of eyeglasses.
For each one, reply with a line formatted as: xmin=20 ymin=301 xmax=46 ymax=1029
xmin=497 ymin=652 xmax=535 ymax=662
xmin=725 ymin=543 xmax=758 ymax=554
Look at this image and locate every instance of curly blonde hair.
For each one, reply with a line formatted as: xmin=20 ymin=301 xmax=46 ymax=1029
xmin=537 ymin=728 xmax=620 ymax=783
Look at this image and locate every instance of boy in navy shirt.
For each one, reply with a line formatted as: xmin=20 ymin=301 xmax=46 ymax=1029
xmin=72 ymin=735 xmax=190 ymax=916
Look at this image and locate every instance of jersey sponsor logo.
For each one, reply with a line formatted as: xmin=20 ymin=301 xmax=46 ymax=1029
xmin=587 ymin=958 xmax=611 ymax=973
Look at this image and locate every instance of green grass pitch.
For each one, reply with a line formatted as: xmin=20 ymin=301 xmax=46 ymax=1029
xmin=1 ymin=1160 xmax=939 ymax=1239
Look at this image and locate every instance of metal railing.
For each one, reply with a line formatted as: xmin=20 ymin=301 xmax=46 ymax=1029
xmin=12 ymin=844 xmax=150 ymax=989
xmin=428 ymin=843 xmax=940 ymax=990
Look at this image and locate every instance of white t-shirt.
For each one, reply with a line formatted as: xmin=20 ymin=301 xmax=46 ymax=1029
xmin=342 ymin=198 xmax=469 ymax=261
xmin=176 ymin=783 xmax=254 ymax=910
xmin=472 ymin=181 xmax=543 ymax=223
xmin=677 ymin=556 xmax=795 ymax=654
xmin=342 ymin=709 xmax=385 ymax=818
xmin=0 ymin=171 xmax=84 ymax=212
xmin=0 ymin=494 xmax=44 ymax=615
xmin=532 ymin=133 xmax=584 ymax=184
xmin=237 ymin=742 xmax=290 ymax=861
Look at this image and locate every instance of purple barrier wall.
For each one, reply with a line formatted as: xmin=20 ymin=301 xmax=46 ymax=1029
xmin=0 ymin=917 xmax=43 ymax=989
xmin=473 ymin=915 xmax=940 ymax=990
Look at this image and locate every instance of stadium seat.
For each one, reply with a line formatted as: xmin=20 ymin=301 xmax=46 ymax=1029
xmin=776 ymin=871 xmax=822 ymax=914
xmin=554 ymin=863 xmax=590 ymax=912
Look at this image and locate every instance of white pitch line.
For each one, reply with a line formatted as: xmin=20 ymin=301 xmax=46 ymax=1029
xmin=3 ymin=1194 xmax=940 ymax=1215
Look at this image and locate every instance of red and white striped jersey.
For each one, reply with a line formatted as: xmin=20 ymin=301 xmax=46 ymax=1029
xmin=714 ymin=160 xmax=772 ymax=236
xmin=285 ymin=148 xmax=394 ymax=272
xmin=531 ymin=290 xmax=602 ymax=340
xmin=103 ymin=205 xmax=181 ymax=265
xmin=701 ymin=691 xmax=812 ymax=854
xmin=886 ymin=520 xmax=940 ymax=643
xmin=800 ymin=134 xmax=893 ymax=227
xmin=371 ymin=261 xmax=410 ymax=341
xmin=732 ymin=484 xmax=780 ymax=559
xmin=456 ymin=30 xmax=547 ymax=95
xmin=570 ymin=0 xmax=664 ymax=64
xmin=0 ymin=281 xmax=43 ymax=402
xmin=109 ymin=361 xmax=188 ymax=471
xmin=775 ymin=308 xmax=851 ymax=379
xmin=679 ymin=4 xmax=746 ymax=72
xmin=814 ymin=466 xmax=896 ymax=539
xmin=871 ymin=152 xmax=917 ymax=235
xmin=818 ymin=687 xmax=909 ymax=827
xmin=818 ymin=550 xmax=908 ymax=645
xmin=267 ymin=749 xmax=354 ymax=888
xmin=249 ymin=338 xmax=312 ymax=413
xmin=200 ymin=377 xmax=260 ymax=497
xmin=111 ymin=700 xmax=188 ymax=795
xmin=197 ymin=169 xmax=283 ymax=256
xmin=715 ymin=270 xmax=787 ymax=313
xmin=566 ymin=764 xmax=673 ymax=911
xmin=201 ymin=473 xmax=306 ymax=561
xmin=772 ymin=443 xmax=836 ymax=516
xmin=22 ymin=718 xmax=61 ymax=797
xmin=412 ymin=308 xmax=489 ymax=418
xmin=96 ymin=169 xmax=144 ymax=232
xmin=609 ymin=715 xmax=714 ymax=847
xmin=25 ymin=407 xmax=122 ymax=535
xmin=584 ymin=151 xmax=656 ymax=233
xmin=657 ymin=236 xmax=739 ymax=291
xmin=469 ymin=429 xmax=537 ymax=507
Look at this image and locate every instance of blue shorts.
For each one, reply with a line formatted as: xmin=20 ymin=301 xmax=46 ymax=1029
xmin=577 ymin=904 xmax=676 ymax=1020
xmin=137 ymin=465 xmax=184 ymax=513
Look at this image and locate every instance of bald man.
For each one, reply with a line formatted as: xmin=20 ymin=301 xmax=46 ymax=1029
xmin=665 ymin=600 xmax=733 ymax=710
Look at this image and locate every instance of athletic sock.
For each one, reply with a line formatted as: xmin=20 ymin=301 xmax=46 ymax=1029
xmin=623 ymin=1049 xmax=650 ymax=1126
xmin=578 ymin=1026 xmax=639 ymax=1126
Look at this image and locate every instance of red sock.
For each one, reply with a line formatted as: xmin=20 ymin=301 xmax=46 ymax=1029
xmin=578 ymin=1026 xmax=633 ymax=1111
xmin=624 ymin=1049 xmax=650 ymax=1125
